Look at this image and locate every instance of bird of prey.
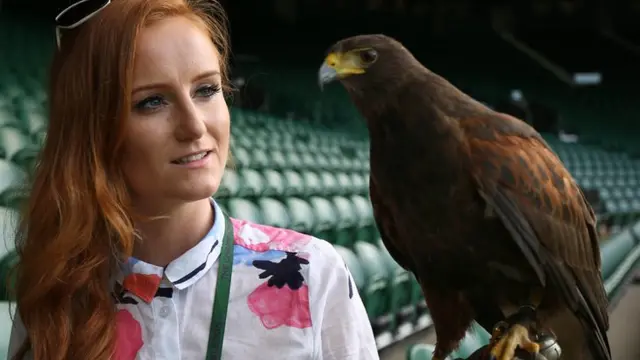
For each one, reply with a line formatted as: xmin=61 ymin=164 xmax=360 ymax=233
xmin=317 ymin=34 xmax=611 ymax=360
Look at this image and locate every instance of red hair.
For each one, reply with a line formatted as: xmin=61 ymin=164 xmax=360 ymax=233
xmin=11 ymin=1 xmax=230 ymax=359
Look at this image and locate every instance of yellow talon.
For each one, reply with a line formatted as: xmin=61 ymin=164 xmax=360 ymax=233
xmin=489 ymin=323 xmax=540 ymax=360
xmin=489 ymin=321 xmax=508 ymax=344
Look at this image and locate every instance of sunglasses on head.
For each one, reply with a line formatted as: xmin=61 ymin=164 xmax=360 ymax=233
xmin=55 ymin=0 xmax=111 ymax=49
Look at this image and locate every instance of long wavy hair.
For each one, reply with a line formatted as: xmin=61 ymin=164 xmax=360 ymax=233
xmin=11 ymin=1 xmax=230 ymax=359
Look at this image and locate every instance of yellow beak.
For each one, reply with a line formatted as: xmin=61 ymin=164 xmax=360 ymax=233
xmin=318 ymin=52 xmax=365 ymax=90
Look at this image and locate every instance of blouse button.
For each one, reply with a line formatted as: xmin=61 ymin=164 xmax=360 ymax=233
xmin=159 ymin=305 xmax=171 ymax=318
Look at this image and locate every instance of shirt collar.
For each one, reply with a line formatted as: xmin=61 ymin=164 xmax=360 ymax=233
xmin=118 ymin=198 xmax=226 ymax=303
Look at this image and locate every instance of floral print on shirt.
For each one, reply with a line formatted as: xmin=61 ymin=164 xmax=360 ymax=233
xmin=121 ymin=257 xmax=163 ymax=303
xmin=114 ymin=309 xmax=143 ymax=360
xmin=232 ymin=219 xmax=313 ymax=330
xmin=247 ymin=252 xmax=312 ymax=329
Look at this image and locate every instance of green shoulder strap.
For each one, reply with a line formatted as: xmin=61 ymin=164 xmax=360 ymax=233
xmin=204 ymin=213 xmax=235 ymax=360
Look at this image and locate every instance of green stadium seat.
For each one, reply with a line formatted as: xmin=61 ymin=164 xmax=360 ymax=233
xmin=334 ymin=172 xmax=354 ymax=195
xmin=0 ymin=207 xmax=18 ymax=260
xmin=0 ymin=126 xmax=33 ymax=161
xmin=318 ymin=171 xmax=338 ymax=195
xmin=350 ymin=195 xmax=375 ymax=242
xmin=257 ymin=197 xmax=290 ymax=229
xmin=281 ymin=170 xmax=305 ymax=196
xmin=0 ymin=251 xmax=18 ymax=301
xmin=333 ymin=244 xmax=365 ymax=290
xmin=268 ymin=149 xmax=288 ymax=169
xmin=18 ymin=109 xmax=46 ymax=135
xmin=406 ymin=343 xmax=439 ymax=360
xmin=353 ymin=241 xmax=392 ymax=334
xmin=308 ymin=196 xmax=337 ymax=241
xmin=314 ymin=153 xmax=330 ymax=170
xmin=0 ymin=160 xmax=26 ymax=195
xmin=331 ymin=196 xmax=357 ymax=246
xmin=0 ymin=108 xmax=19 ymax=128
xmin=299 ymin=151 xmax=316 ymax=169
xmin=11 ymin=147 xmax=39 ymax=171
xmin=217 ymin=168 xmax=240 ymax=199
xmin=227 ymin=198 xmax=262 ymax=223
xmin=0 ymin=184 xmax=28 ymax=210
xmin=0 ymin=302 xmax=16 ymax=356
xmin=600 ymin=229 xmax=637 ymax=280
xmin=351 ymin=172 xmax=368 ymax=194
xmin=237 ymin=168 xmax=264 ymax=198
xmin=378 ymin=239 xmax=415 ymax=324
xmin=231 ymin=147 xmax=251 ymax=168
xmin=283 ymin=197 xmax=314 ymax=234
xmin=451 ymin=323 xmax=489 ymax=358
xmin=249 ymin=148 xmax=270 ymax=169
xmin=261 ymin=169 xmax=285 ymax=197
xmin=0 ymin=206 xmax=19 ymax=300
xmin=302 ymin=171 xmax=322 ymax=196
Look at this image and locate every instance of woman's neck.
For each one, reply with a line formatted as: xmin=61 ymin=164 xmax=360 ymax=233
xmin=132 ymin=198 xmax=215 ymax=267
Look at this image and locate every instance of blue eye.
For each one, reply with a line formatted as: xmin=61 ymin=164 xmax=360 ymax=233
xmin=196 ymin=84 xmax=221 ymax=97
xmin=134 ymin=95 xmax=166 ymax=111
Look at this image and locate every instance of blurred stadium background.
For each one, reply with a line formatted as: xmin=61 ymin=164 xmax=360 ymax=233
xmin=1 ymin=0 xmax=640 ymax=359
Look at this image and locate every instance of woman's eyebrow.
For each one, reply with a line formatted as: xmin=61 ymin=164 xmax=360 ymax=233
xmin=132 ymin=70 xmax=221 ymax=95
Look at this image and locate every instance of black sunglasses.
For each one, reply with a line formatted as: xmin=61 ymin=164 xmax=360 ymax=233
xmin=55 ymin=0 xmax=111 ymax=49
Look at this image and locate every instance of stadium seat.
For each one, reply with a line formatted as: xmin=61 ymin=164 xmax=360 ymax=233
xmin=377 ymin=239 xmax=415 ymax=323
xmin=600 ymin=229 xmax=637 ymax=280
xmin=230 ymin=146 xmax=251 ymax=168
xmin=0 ymin=206 xmax=19 ymax=301
xmin=308 ymin=196 xmax=337 ymax=241
xmin=227 ymin=198 xmax=262 ymax=223
xmin=406 ymin=343 xmax=439 ymax=360
xmin=0 ymin=184 xmax=28 ymax=210
xmin=353 ymin=240 xmax=392 ymax=334
xmin=283 ymin=197 xmax=314 ymax=234
xmin=351 ymin=172 xmax=368 ymax=194
xmin=331 ymin=196 xmax=357 ymax=246
xmin=217 ymin=168 xmax=240 ymax=198
xmin=237 ymin=168 xmax=264 ymax=198
xmin=318 ymin=171 xmax=338 ymax=195
xmin=0 ymin=161 xmax=25 ymax=201
xmin=249 ymin=148 xmax=270 ymax=169
xmin=301 ymin=171 xmax=322 ymax=196
xmin=333 ymin=244 xmax=366 ymax=291
xmin=261 ymin=169 xmax=285 ymax=197
xmin=0 ymin=127 xmax=32 ymax=161
xmin=268 ymin=149 xmax=288 ymax=170
xmin=350 ymin=195 xmax=375 ymax=242
xmin=0 ymin=301 xmax=15 ymax=357
xmin=257 ymin=197 xmax=290 ymax=229
xmin=334 ymin=172 xmax=354 ymax=195
xmin=281 ymin=169 xmax=305 ymax=197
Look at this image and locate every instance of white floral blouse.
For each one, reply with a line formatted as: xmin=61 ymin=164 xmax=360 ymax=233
xmin=8 ymin=199 xmax=379 ymax=360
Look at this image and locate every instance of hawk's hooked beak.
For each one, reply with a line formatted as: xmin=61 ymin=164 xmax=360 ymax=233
xmin=318 ymin=52 xmax=365 ymax=91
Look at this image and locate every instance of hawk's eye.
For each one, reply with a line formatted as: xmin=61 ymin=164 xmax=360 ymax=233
xmin=359 ymin=49 xmax=378 ymax=64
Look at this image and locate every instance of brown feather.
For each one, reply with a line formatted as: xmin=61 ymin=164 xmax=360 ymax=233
xmin=324 ymin=34 xmax=611 ymax=360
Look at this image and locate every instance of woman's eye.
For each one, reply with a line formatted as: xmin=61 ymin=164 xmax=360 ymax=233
xmin=134 ymin=95 xmax=166 ymax=111
xmin=196 ymin=85 xmax=221 ymax=98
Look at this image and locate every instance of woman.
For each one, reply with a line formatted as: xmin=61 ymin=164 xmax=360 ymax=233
xmin=7 ymin=0 xmax=378 ymax=359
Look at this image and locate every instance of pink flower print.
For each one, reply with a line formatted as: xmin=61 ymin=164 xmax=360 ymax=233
xmin=231 ymin=219 xmax=312 ymax=253
xmin=123 ymin=273 xmax=162 ymax=303
xmin=247 ymin=252 xmax=312 ymax=329
xmin=114 ymin=309 xmax=143 ymax=360
xmin=247 ymin=282 xmax=311 ymax=329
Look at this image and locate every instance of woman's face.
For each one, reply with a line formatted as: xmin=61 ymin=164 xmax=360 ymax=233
xmin=122 ymin=16 xmax=229 ymax=210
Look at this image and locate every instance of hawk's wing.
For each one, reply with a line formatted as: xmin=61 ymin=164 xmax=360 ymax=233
xmin=460 ymin=112 xmax=610 ymax=359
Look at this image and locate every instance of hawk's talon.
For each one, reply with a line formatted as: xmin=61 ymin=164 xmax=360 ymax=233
xmin=488 ymin=323 xmax=540 ymax=360
xmin=490 ymin=321 xmax=510 ymax=344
